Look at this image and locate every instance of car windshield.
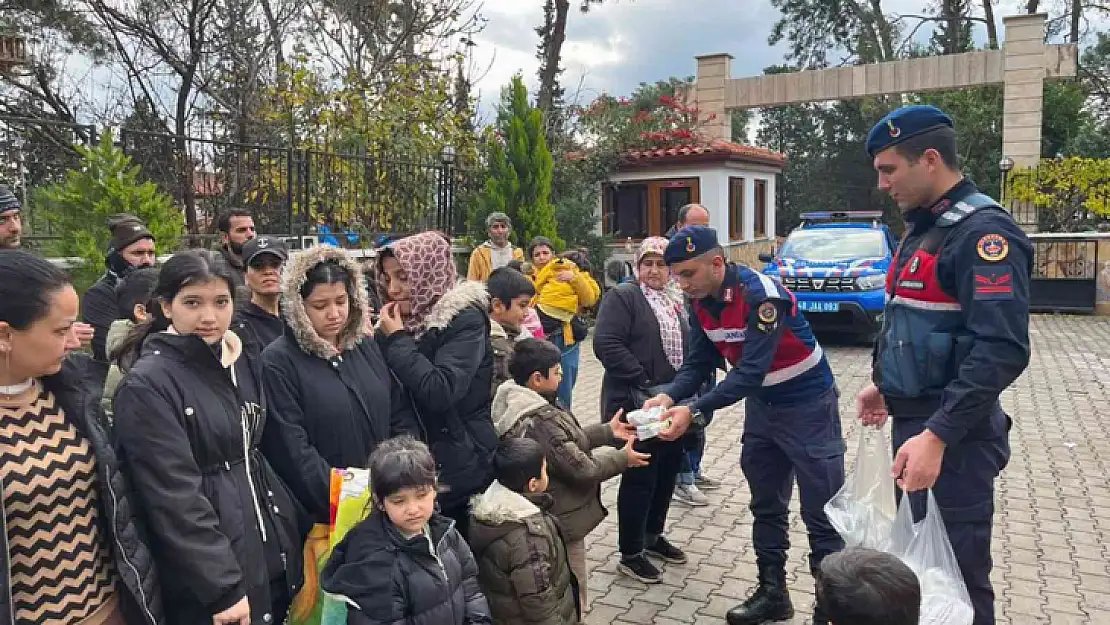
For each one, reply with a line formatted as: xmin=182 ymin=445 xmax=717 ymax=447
xmin=780 ymin=229 xmax=887 ymax=262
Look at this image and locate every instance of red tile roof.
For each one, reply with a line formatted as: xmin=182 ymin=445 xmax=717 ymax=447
xmin=192 ymin=171 xmax=223 ymax=198
xmin=620 ymin=139 xmax=786 ymax=168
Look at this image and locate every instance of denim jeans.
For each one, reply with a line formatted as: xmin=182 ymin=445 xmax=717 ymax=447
xmin=675 ymin=427 xmax=707 ymax=486
xmin=676 ymin=374 xmax=715 ymax=485
xmin=548 ymin=333 xmax=580 ymax=409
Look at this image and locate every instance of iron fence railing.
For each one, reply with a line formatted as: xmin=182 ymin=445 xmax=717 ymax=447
xmin=0 ymin=115 xmax=97 ymax=236
xmin=1 ymin=115 xmax=481 ymax=241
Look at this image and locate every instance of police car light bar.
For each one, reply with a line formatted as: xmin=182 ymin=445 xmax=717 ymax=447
xmin=800 ymin=211 xmax=884 ymax=221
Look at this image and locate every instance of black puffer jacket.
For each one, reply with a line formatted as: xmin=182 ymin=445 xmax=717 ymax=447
xmin=233 ymin=302 xmax=285 ymax=357
xmin=376 ymin=281 xmax=496 ymax=512
xmin=261 ymin=246 xmax=421 ymax=523
xmin=0 ymin=353 xmax=164 ymax=625
xmin=81 ymin=271 xmax=120 ymax=388
xmin=321 ymin=511 xmax=491 ymax=625
xmin=113 ymin=331 xmax=304 ymax=625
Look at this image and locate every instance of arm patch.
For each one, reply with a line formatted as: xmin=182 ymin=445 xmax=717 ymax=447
xmin=972 ymin=266 xmax=1014 ymax=300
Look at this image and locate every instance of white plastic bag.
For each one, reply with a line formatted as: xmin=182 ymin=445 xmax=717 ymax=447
xmin=889 ymin=490 xmax=974 ymax=625
xmin=824 ymin=427 xmax=898 ymax=550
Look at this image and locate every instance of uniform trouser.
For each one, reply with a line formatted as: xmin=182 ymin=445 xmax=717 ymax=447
xmin=892 ymin=407 xmax=1011 ymax=625
xmin=740 ymin=386 xmax=846 ymax=572
xmin=618 ymin=438 xmax=684 ymax=556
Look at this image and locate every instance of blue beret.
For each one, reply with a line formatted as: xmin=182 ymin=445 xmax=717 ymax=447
xmin=866 ymin=105 xmax=954 ymax=158
xmin=664 ymin=226 xmax=720 ymax=265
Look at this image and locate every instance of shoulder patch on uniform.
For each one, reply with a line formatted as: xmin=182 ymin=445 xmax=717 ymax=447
xmin=976 ymin=234 xmax=1009 ymax=262
xmin=757 ymin=301 xmax=778 ymax=324
xmin=973 ymin=266 xmax=1014 ymax=300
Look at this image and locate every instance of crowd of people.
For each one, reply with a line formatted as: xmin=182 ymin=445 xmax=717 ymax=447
xmin=0 ymin=103 xmax=1031 ymax=625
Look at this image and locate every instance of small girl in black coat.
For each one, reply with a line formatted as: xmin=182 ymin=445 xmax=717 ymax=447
xmin=321 ymin=436 xmax=491 ymax=625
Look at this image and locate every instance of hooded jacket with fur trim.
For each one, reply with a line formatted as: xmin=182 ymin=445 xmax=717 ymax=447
xmin=468 ymin=483 xmax=580 ymax=625
xmin=376 ymin=280 xmax=496 ymax=512
xmin=260 ymin=246 xmax=421 ymax=522
xmin=491 ymin=382 xmax=625 ymax=543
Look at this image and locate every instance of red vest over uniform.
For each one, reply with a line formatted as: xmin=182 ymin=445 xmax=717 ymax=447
xmin=692 ymin=271 xmax=824 ymax=387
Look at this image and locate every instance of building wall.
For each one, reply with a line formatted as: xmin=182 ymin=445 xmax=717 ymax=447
xmin=603 ymin=162 xmax=781 ymax=248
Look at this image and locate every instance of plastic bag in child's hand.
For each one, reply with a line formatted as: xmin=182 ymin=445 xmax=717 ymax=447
xmin=824 ymin=427 xmax=898 ymax=550
xmin=890 ymin=490 xmax=974 ymax=625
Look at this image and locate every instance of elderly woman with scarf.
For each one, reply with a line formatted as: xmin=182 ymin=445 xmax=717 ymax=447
xmin=592 ymin=237 xmax=690 ymax=584
xmin=376 ymin=232 xmax=496 ymax=537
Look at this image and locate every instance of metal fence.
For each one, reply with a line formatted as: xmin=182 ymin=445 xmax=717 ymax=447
xmin=1028 ymin=234 xmax=1103 ymax=313
xmin=0 ymin=115 xmax=97 ymax=237
xmin=1 ymin=115 xmax=481 ymax=243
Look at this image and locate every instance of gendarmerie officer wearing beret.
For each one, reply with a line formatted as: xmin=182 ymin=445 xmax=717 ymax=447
xmin=856 ymin=105 xmax=1031 ymax=625
xmin=0 ymin=185 xmax=23 ymax=250
xmin=634 ymin=226 xmax=845 ymax=625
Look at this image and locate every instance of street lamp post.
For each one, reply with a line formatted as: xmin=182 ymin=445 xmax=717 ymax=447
xmin=440 ymin=145 xmax=457 ymax=234
xmin=999 ymin=155 xmax=1015 ymax=204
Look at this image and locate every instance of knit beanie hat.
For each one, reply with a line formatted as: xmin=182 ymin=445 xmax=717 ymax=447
xmin=0 ymin=185 xmax=20 ymax=216
xmin=107 ymin=214 xmax=154 ymax=252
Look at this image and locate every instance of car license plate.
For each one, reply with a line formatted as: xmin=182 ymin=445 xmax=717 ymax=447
xmin=798 ymin=301 xmax=840 ymax=313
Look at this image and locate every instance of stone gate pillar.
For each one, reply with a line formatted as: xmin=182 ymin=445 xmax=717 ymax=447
xmin=1002 ymin=13 xmax=1048 ymax=168
xmin=695 ymin=53 xmax=732 ymax=142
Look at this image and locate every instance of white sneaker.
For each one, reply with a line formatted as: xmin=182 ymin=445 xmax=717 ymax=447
xmin=672 ymin=484 xmax=709 ymax=507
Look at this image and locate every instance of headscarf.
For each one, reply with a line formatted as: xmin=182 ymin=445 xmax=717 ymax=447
xmin=634 ymin=237 xmax=668 ymax=275
xmin=636 ymin=236 xmax=684 ymax=369
xmin=380 ymin=231 xmax=457 ymax=335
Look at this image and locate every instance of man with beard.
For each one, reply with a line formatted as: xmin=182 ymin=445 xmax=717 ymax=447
xmin=468 ymin=212 xmax=524 ymax=282
xmin=0 ymin=185 xmax=23 ymax=250
xmin=217 ymin=208 xmax=256 ymax=284
xmin=81 ymin=215 xmax=157 ymax=381
xmin=233 ymin=235 xmax=288 ymax=356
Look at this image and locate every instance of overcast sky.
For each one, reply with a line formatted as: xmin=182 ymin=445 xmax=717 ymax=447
xmin=467 ymin=0 xmax=1104 ymax=121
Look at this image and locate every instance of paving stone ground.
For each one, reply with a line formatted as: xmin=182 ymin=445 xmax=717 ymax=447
xmin=567 ymin=314 xmax=1110 ymax=625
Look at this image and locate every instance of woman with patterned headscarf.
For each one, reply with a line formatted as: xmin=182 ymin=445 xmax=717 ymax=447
xmin=376 ymin=232 xmax=496 ymax=536
xmin=592 ymin=236 xmax=691 ymax=585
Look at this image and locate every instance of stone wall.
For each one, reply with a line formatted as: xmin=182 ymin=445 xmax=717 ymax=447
xmin=1098 ymin=239 xmax=1110 ymax=315
xmin=726 ymin=239 xmax=775 ymax=267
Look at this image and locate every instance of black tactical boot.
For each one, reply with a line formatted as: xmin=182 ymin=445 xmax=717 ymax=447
xmin=726 ymin=565 xmax=795 ymax=625
xmin=811 ymin=567 xmax=829 ymax=625
xmin=811 ymin=603 xmax=829 ymax=625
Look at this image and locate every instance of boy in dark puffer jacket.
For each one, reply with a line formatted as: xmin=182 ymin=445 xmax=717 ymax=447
xmin=492 ymin=339 xmax=649 ymax=609
xmin=321 ymin=436 xmax=491 ymax=625
xmin=469 ymin=438 xmax=580 ymax=625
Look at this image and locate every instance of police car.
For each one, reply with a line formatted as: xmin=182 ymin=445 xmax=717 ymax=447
xmin=759 ymin=211 xmax=896 ymax=339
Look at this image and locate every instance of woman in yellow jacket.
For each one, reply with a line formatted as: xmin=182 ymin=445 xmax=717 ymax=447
xmin=527 ymin=236 xmax=601 ymax=408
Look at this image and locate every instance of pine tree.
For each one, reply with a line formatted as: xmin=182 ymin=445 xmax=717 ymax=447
xmin=35 ymin=132 xmax=183 ymax=290
xmin=478 ymin=76 xmax=561 ymax=248
xmin=930 ymin=0 xmax=974 ymax=55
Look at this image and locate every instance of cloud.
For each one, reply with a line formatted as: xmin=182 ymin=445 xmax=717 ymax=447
xmin=471 ymin=0 xmax=790 ymax=117
xmin=470 ymin=0 xmax=1109 ymax=121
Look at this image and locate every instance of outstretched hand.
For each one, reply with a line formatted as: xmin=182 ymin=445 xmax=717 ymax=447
xmin=609 ymin=409 xmax=637 ymax=442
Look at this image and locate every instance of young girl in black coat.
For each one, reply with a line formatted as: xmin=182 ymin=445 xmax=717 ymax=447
xmin=113 ymin=250 xmax=303 ymax=625
xmin=321 ymin=436 xmax=491 ymax=625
